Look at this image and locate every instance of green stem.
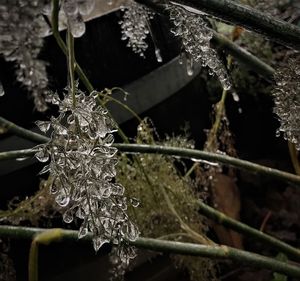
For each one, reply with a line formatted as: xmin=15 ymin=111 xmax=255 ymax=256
xmin=51 ymin=0 xmax=93 ymax=93
xmin=0 ymin=225 xmax=300 ymax=278
xmin=211 ymin=32 xmax=275 ymax=78
xmin=0 ymin=116 xmax=49 ymax=143
xmin=67 ymin=26 xmax=76 ymax=108
xmin=197 ymin=201 xmax=300 ymax=261
xmin=2 ymin=144 xmax=300 ymax=186
xmin=115 ymin=144 xmax=300 ymax=186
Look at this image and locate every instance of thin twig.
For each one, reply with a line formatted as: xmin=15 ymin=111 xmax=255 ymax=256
xmin=0 ymin=225 xmax=300 ymax=278
xmin=0 ymin=116 xmax=49 ymax=144
xmin=2 ymin=144 xmax=300 ymax=186
xmin=197 ymin=201 xmax=300 ymax=261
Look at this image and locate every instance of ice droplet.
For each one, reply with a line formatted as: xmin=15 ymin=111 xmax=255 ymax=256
xmin=130 ymin=197 xmax=140 ymax=207
xmin=231 ymin=92 xmax=240 ymax=102
xmin=36 ymin=120 xmax=51 ymax=133
xmin=69 ymin=14 xmax=86 ymax=38
xmin=35 ymin=150 xmax=49 ymax=162
xmin=155 ymin=47 xmax=162 ymax=63
xmin=78 ymin=0 xmax=95 ymax=16
xmin=186 ymin=57 xmax=194 ymax=76
xmin=0 ymin=82 xmax=5 ymax=97
xmin=63 ymin=209 xmax=74 ymax=223
xmin=55 ymin=192 xmax=70 ymax=207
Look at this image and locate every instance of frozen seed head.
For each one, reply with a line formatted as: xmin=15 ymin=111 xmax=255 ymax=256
xmin=119 ymin=1 xmax=154 ymax=58
xmin=0 ymin=0 xmax=51 ymax=111
xmin=272 ymin=56 xmax=300 ymax=150
xmin=167 ymin=4 xmax=231 ymax=91
xmin=35 ymin=84 xmax=139 ymax=255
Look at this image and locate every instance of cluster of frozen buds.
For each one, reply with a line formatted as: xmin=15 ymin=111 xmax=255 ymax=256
xmin=62 ymin=0 xmax=95 ymax=38
xmin=34 ymin=84 xmax=139 ymax=255
xmin=119 ymin=1 xmax=155 ymax=58
xmin=272 ymin=56 xmax=300 ymax=150
xmin=0 ymin=0 xmax=51 ymax=111
xmin=167 ymin=4 xmax=231 ymax=90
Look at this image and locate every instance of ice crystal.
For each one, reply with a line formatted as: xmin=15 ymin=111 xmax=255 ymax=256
xmin=119 ymin=1 xmax=154 ymax=58
xmin=62 ymin=0 xmax=95 ymax=38
xmin=35 ymin=84 xmax=139 ymax=254
xmin=0 ymin=0 xmax=51 ymax=111
xmin=272 ymin=56 xmax=300 ymax=150
xmin=167 ymin=4 xmax=231 ymax=90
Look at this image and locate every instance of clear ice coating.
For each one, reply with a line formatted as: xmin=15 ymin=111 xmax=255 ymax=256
xmin=119 ymin=1 xmax=154 ymax=58
xmin=167 ymin=4 xmax=232 ymax=91
xmin=0 ymin=0 xmax=51 ymax=111
xmin=272 ymin=56 xmax=300 ymax=150
xmin=34 ymin=84 xmax=139 ymax=257
xmin=62 ymin=0 xmax=95 ymax=38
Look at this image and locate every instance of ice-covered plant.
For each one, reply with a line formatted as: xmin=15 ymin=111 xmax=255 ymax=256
xmin=61 ymin=0 xmax=95 ymax=38
xmin=0 ymin=0 xmax=50 ymax=111
xmin=167 ymin=4 xmax=231 ymax=90
xmin=272 ymin=55 xmax=300 ymax=150
xmin=119 ymin=0 xmax=155 ymax=58
xmin=34 ymin=84 xmax=139 ymax=258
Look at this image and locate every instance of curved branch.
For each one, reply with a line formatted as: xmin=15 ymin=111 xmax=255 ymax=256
xmin=0 ymin=225 xmax=299 ymax=278
xmin=137 ymin=0 xmax=300 ymax=50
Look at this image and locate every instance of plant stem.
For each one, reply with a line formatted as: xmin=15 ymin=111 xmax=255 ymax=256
xmin=197 ymin=201 xmax=300 ymax=261
xmin=137 ymin=0 xmax=300 ymax=50
xmin=67 ymin=26 xmax=76 ymax=108
xmin=211 ymin=32 xmax=275 ymax=78
xmin=0 ymin=116 xmax=49 ymax=144
xmin=0 ymin=225 xmax=300 ymax=278
xmin=115 ymin=144 xmax=300 ymax=186
xmin=161 ymin=185 xmax=213 ymax=245
xmin=51 ymin=0 xmax=93 ymax=93
xmin=288 ymin=142 xmax=300 ymax=176
xmin=2 ymin=144 xmax=300 ymax=186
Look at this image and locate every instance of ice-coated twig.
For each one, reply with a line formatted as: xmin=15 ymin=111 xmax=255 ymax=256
xmin=1 ymin=225 xmax=300 ymax=278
